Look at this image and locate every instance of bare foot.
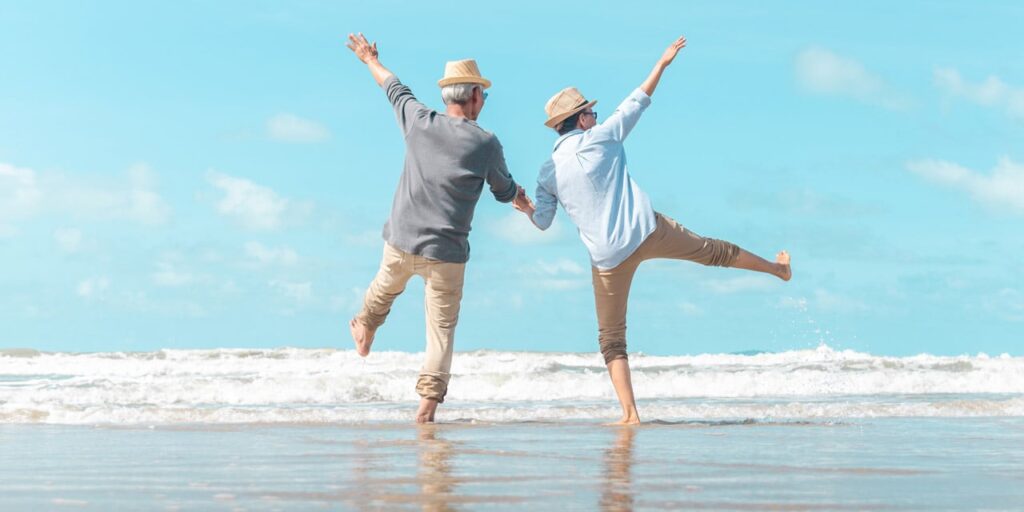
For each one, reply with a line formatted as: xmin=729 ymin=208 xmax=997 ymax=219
xmin=604 ymin=415 xmax=641 ymax=426
xmin=416 ymin=398 xmax=439 ymax=424
xmin=349 ymin=318 xmax=376 ymax=357
xmin=603 ymin=407 xmax=640 ymax=426
xmin=775 ymin=250 xmax=792 ymax=281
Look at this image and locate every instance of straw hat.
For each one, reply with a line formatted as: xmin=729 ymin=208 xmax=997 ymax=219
xmin=544 ymin=87 xmax=597 ymax=128
xmin=437 ymin=59 xmax=492 ymax=89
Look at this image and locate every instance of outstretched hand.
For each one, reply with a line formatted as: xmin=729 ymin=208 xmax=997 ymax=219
xmin=512 ymin=185 xmax=535 ymax=215
xmin=346 ymin=33 xmax=379 ymax=64
xmin=658 ymin=36 xmax=687 ymax=67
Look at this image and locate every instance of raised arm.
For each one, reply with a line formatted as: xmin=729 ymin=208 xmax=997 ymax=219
xmin=590 ymin=36 xmax=687 ymax=143
xmin=346 ymin=32 xmax=394 ymax=86
xmin=348 ymin=32 xmax=431 ymax=136
xmin=640 ymin=36 xmax=686 ymax=97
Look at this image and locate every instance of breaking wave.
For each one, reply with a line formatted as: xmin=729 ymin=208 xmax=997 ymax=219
xmin=2 ymin=345 xmax=1022 ymax=424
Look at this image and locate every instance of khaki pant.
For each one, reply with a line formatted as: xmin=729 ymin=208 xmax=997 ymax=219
xmin=593 ymin=213 xmax=740 ymax=364
xmin=356 ymin=243 xmax=465 ymax=402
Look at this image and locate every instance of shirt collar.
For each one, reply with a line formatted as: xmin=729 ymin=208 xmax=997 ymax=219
xmin=552 ymin=129 xmax=584 ymax=151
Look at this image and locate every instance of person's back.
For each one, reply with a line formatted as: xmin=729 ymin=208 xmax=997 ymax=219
xmin=516 ymin=36 xmax=792 ymax=424
xmin=534 ymin=86 xmax=657 ymax=270
xmin=382 ymin=76 xmax=516 ymax=263
xmin=346 ymin=35 xmax=529 ymax=423
xmin=539 ymin=108 xmax=656 ymax=269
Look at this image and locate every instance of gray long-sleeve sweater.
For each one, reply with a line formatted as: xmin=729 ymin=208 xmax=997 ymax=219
xmin=379 ymin=76 xmax=517 ymax=263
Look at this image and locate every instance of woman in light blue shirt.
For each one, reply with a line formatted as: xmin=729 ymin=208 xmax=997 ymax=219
xmin=516 ymin=36 xmax=793 ymax=424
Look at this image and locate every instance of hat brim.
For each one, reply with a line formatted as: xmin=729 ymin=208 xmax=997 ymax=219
xmin=544 ymin=99 xmax=597 ymax=128
xmin=437 ymin=76 xmax=492 ymax=89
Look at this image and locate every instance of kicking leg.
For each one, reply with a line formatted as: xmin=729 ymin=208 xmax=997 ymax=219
xmin=731 ymin=249 xmax=792 ymax=281
xmin=647 ymin=213 xmax=792 ymax=281
xmin=352 ymin=244 xmax=414 ymax=356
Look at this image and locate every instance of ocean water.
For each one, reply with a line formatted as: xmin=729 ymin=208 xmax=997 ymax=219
xmin=1 ymin=345 xmax=1022 ymax=424
xmin=3 ymin=346 xmax=1024 ymax=510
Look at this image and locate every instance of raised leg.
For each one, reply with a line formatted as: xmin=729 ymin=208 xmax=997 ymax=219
xmin=352 ymin=244 xmax=414 ymax=356
xmin=731 ymin=249 xmax=792 ymax=281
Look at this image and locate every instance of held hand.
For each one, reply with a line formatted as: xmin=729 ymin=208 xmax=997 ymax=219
xmin=512 ymin=186 xmax=535 ymax=215
xmin=346 ymin=32 xmax=379 ymax=64
xmin=658 ymin=36 xmax=687 ymax=67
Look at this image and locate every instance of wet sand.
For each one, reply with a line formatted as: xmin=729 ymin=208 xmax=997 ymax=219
xmin=3 ymin=418 xmax=1023 ymax=510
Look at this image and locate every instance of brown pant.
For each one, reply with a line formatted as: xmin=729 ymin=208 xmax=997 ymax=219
xmin=356 ymin=244 xmax=465 ymax=403
xmin=593 ymin=213 xmax=740 ymax=364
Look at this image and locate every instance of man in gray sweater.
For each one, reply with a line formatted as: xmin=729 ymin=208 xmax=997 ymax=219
xmin=346 ymin=33 xmax=528 ymax=423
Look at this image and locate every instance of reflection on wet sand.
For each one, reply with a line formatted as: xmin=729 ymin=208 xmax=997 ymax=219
xmin=418 ymin=425 xmax=456 ymax=512
xmin=601 ymin=427 xmax=636 ymax=512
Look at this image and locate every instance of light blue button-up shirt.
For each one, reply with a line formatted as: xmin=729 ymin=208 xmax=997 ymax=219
xmin=532 ymin=88 xmax=657 ymax=270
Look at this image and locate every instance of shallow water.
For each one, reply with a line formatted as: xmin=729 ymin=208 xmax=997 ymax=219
xmin=3 ymin=347 xmax=1023 ymax=508
xmin=3 ymin=419 xmax=1024 ymax=510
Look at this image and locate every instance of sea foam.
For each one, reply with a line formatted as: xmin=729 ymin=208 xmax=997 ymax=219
xmin=2 ymin=345 xmax=1022 ymax=424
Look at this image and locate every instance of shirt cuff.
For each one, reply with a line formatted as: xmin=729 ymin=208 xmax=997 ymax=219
xmin=630 ymin=87 xmax=652 ymax=107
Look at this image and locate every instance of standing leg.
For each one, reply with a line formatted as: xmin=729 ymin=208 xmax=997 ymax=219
xmin=593 ymin=259 xmax=642 ymax=425
xmin=351 ymin=244 xmax=415 ymax=356
xmin=415 ymin=257 xmax=466 ymax=424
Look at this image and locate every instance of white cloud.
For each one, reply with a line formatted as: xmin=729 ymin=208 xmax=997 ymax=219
xmin=0 ymin=161 xmax=170 ymax=232
xmin=794 ymin=47 xmax=907 ymax=109
xmin=490 ymin=211 xmax=563 ymax=245
xmin=678 ymin=301 xmax=704 ymax=316
xmin=208 ymin=172 xmax=309 ymax=230
xmin=344 ymin=230 xmax=383 ymax=248
xmin=77 ymin=277 xmax=110 ymax=299
xmin=53 ymin=228 xmax=83 ymax=253
xmin=152 ymin=261 xmax=195 ymax=287
xmin=907 ymin=157 xmax=1024 ymax=214
xmin=702 ymin=275 xmax=777 ymax=294
xmin=934 ymin=68 xmax=1024 ymax=120
xmin=270 ymin=279 xmax=313 ymax=303
xmin=245 ymin=241 xmax=299 ymax=266
xmin=0 ymin=162 xmax=41 ymax=232
xmin=519 ymin=258 xmax=589 ymax=291
xmin=266 ymin=113 xmax=330 ymax=143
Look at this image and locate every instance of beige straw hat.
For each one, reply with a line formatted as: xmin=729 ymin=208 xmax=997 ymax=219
xmin=544 ymin=87 xmax=597 ymax=128
xmin=437 ymin=59 xmax=492 ymax=89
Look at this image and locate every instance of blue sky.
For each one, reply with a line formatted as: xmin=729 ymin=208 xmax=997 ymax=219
xmin=1 ymin=1 xmax=1021 ymax=356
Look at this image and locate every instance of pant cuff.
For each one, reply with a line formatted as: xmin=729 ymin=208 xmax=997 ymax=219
xmin=416 ymin=374 xmax=449 ymax=403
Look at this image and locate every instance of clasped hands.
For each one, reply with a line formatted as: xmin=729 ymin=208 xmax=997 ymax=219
xmin=512 ymin=185 xmax=535 ymax=217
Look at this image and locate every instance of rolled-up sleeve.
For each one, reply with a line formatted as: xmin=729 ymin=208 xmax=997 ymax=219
xmin=383 ymin=75 xmax=431 ymax=137
xmin=487 ymin=139 xmax=518 ymax=203
xmin=531 ymin=161 xmax=558 ymax=230
xmin=592 ymin=88 xmax=651 ymax=142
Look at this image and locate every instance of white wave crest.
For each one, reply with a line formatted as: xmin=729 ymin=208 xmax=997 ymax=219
xmin=1 ymin=345 xmax=1022 ymax=424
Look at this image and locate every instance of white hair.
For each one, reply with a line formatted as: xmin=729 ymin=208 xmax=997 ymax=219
xmin=441 ymin=83 xmax=481 ymax=105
